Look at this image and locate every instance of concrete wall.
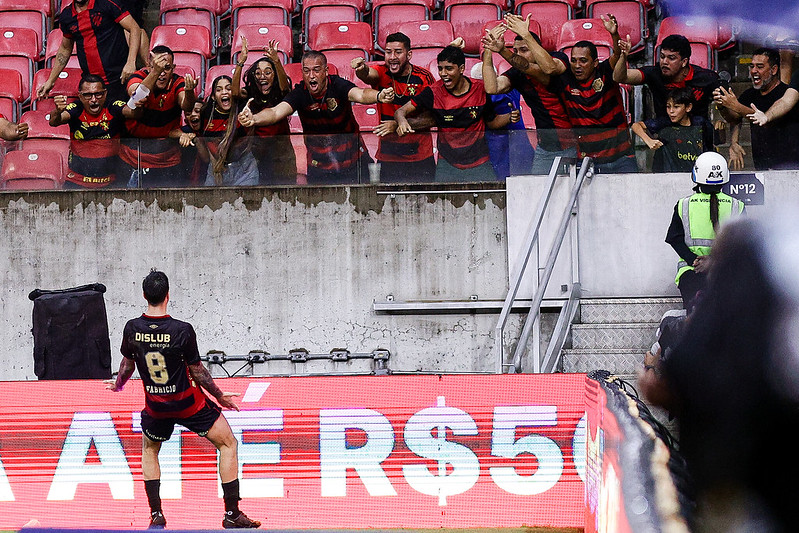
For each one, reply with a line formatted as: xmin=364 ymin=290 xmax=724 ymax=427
xmin=0 ymin=185 xmax=513 ymax=381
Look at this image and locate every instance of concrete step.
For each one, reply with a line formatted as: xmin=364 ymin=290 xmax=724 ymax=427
xmin=579 ymin=297 xmax=682 ymax=324
xmin=562 ymin=349 xmax=643 ymax=374
xmin=572 ymin=322 xmax=657 ymax=350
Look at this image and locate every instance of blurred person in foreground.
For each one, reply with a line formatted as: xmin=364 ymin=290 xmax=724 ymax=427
xmin=665 ymin=151 xmax=744 ymax=311
xmin=107 ymin=270 xmax=261 ymax=529
xmin=639 ymin=214 xmax=799 ymax=532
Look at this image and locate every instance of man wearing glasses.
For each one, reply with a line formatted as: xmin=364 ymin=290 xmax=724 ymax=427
xmin=238 ymin=50 xmax=395 ymax=184
xmin=120 ymin=46 xmax=198 ymax=188
xmin=49 ymin=74 xmax=141 ymax=189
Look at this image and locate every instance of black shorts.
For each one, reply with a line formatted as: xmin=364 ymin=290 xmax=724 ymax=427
xmin=141 ymin=399 xmax=222 ymax=442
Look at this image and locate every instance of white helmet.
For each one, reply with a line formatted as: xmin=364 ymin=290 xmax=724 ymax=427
xmin=692 ymin=151 xmax=729 ymax=185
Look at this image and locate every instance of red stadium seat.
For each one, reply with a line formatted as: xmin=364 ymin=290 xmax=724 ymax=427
xmin=232 ymin=0 xmax=293 ymax=27
xmin=0 ymin=98 xmax=16 ymax=123
xmin=1 ymin=148 xmax=65 ymax=189
xmin=557 ymin=19 xmax=614 ymax=61
xmin=231 ymin=24 xmax=293 ymax=65
xmin=302 ymin=0 xmax=365 ymax=50
xmin=0 ymin=0 xmax=49 ymax=58
xmin=310 ymin=21 xmax=372 ymax=55
xmin=444 ymin=0 xmax=503 ymax=56
xmin=32 ymin=67 xmax=81 ymax=100
xmin=205 ymin=64 xmax=239 ymax=93
xmin=321 ymin=50 xmax=368 ymax=84
xmin=0 ymin=68 xmax=23 ymax=121
xmin=371 ymin=0 xmax=431 ymax=52
xmin=44 ymin=29 xmax=80 ymax=69
xmin=0 ymin=28 xmax=39 ymax=103
xmin=351 ymin=103 xmax=379 ymax=130
xmin=20 ymin=109 xmax=70 ymax=140
xmin=515 ymin=0 xmax=574 ymax=52
xmin=391 ymin=19 xmax=455 ymax=66
xmin=150 ymin=25 xmax=213 ymax=88
xmin=655 ymin=16 xmax=734 ymax=70
xmin=160 ymin=0 xmax=228 ymax=51
xmin=586 ymin=0 xmax=646 ymax=53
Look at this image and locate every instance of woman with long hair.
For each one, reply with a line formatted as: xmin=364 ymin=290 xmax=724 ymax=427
xmin=232 ymin=37 xmax=297 ymax=184
xmin=196 ymin=75 xmax=258 ymax=186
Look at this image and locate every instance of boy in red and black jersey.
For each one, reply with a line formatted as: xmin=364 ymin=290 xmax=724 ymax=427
xmin=39 ymin=0 xmax=142 ymax=103
xmin=352 ymin=32 xmax=437 ymax=182
xmin=396 ymin=46 xmax=511 ymax=182
xmin=49 ymin=74 xmax=139 ymax=188
xmin=239 ymin=51 xmax=396 ymax=184
xmin=108 ymin=270 xmax=261 ymax=530
xmin=121 ymin=46 xmax=197 ymax=188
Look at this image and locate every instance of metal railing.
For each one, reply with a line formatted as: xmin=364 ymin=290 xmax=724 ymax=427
xmin=494 ymin=156 xmax=593 ymax=373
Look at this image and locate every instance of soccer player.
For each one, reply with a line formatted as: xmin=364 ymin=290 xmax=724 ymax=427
xmin=106 ymin=270 xmax=261 ymax=529
xmin=351 ymin=32 xmax=437 ymax=182
xmin=238 ymin=50 xmax=395 ymax=184
xmin=38 ymin=0 xmax=142 ymax=102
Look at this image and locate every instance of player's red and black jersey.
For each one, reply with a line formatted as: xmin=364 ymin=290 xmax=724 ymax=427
xmin=637 ymin=63 xmax=721 ymax=119
xmin=58 ymin=0 xmax=131 ymax=87
xmin=555 ymin=60 xmax=633 ymax=163
xmin=284 ymin=75 xmax=363 ymax=171
xmin=411 ymin=78 xmax=494 ymax=169
xmin=120 ymin=314 xmax=207 ymax=419
xmin=503 ymin=52 xmax=577 ymax=152
xmin=120 ymin=70 xmax=185 ymax=168
xmin=371 ymin=63 xmax=435 ymax=162
xmin=65 ymin=99 xmax=125 ymax=186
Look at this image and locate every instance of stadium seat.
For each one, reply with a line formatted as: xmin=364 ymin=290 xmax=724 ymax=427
xmin=19 ymin=109 xmax=70 ymax=155
xmin=308 ymin=21 xmax=372 ymax=83
xmin=231 ymin=24 xmax=293 ymax=66
xmin=44 ymin=29 xmax=80 ymax=69
xmin=282 ymin=61 xmax=338 ymax=86
xmin=557 ymin=19 xmax=614 ymax=61
xmin=232 ymin=0 xmax=293 ymax=27
xmin=0 ymin=0 xmax=49 ymax=58
xmin=443 ymin=0 xmax=503 ymax=56
xmin=302 ymin=0 xmax=366 ymax=50
xmin=32 ymin=67 xmax=82 ymax=103
xmin=352 ymin=103 xmax=379 ymax=130
xmin=515 ymin=0 xmax=575 ymax=52
xmin=0 ymin=28 xmax=39 ymax=103
xmin=1 ymin=148 xmax=65 ymax=190
xmin=0 ymin=67 xmax=23 ymax=121
xmin=585 ymin=0 xmax=646 ymax=53
xmin=150 ymin=25 xmax=213 ymax=89
xmin=392 ymin=20 xmax=455 ymax=70
xmin=371 ymin=0 xmax=431 ymax=53
xmin=204 ymin=64 xmax=243 ymax=98
xmin=159 ymin=0 xmax=228 ymax=53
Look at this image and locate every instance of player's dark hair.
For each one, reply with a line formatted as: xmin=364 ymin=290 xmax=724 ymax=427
xmin=661 ymin=34 xmax=691 ymax=59
xmin=514 ymin=32 xmax=542 ymax=46
xmin=150 ymin=45 xmax=174 ymax=58
xmin=301 ymin=50 xmax=328 ymax=66
xmin=79 ymin=74 xmax=106 ymax=91
xmin=666 ymin=87 xmax=695 ymax=107
xmin=143 ymin=269 xmax=169 ymax=306
xmin=753 ymin=47 xmax=780 ymax=69
xmin=437 ymin=45 xmax=465 ymax=66
xmin=385 ymin=32 xmax=411 ymax=50
xmin=573 ymin=40 xmax=598 ymax=60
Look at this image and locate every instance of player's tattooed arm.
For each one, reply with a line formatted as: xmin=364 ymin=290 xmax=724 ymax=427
xmin=188 ymin=362 xmax=241 ymax=410
xmin=106 ymin=357 xmax=136 ymax=392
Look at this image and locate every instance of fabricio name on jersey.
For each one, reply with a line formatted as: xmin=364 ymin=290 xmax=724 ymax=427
xmin=146 ymin=385 xmax=177 ymax=394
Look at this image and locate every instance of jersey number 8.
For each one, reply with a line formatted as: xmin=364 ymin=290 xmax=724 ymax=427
xmin=145 ymin=351 xmax=170 ymax=384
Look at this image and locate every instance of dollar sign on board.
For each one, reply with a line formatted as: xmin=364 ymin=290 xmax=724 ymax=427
xmin=402 ymin=396 xmax=479 ymax=505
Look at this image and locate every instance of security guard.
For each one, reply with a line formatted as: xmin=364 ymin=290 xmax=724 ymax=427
xmin=666 ymin=151 xmax=745 ymax=311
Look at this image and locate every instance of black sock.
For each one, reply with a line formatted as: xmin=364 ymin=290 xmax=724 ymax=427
xmin=144 ymin=479 xmax=161 ymax=513
xmin=221 ymin=479 xmax=241 ymax=514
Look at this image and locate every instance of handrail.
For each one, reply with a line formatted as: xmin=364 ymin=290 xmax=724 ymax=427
xmin=494 ymin=157 xmax=593 ymax=373
xmin=493 ymin=156 xmax=564 ymax=373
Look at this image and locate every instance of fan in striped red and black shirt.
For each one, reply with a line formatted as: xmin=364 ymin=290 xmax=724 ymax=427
xmin=551 ymin=15 xmax=638 ymax=173
xmin=353 ymin=32 xmax=437 ymax=183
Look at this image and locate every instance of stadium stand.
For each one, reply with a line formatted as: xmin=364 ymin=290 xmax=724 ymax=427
xmin=308 ymin=22 xmax=373 ymax=82
xmin=0 ymin=68 xmax=23 ymax=121
xmin=301 ymin=0 xmax=366 ymax=51
xmin=44 ymin=29 xmax=80 ymax=69
xmin=32 ymin=67 xmax=82 ymax=111
xmin=18 ymin=108 xmax=70 ymax=157
xmin=655 ymin=16 xmax=736 ymax=70
xmin=0 ymin=28 xmax=39 ymax=104
xmin=0 ymin=0 xmax=49 ymax=58
xmin=557 ymin=18 xmax=615 ymax=60
xmin=443 ymin=0 xmax=503 ymax=55
xmin=391 ymin=20 xmax=455 ymax=69
xmin=159 ymin=0 xmax=228 ymax=53
xmin=231 ymin=23 xmax=294 ymax=65
xmin=371 ymin=0 xmax=432 ymax=53
xmin=232 ymin=0 xmax=294 ymax=27
xmin=585 ymin=0 xmax=647 ymax=53
xmin=515 ymin=0 xmax=576 ymax=51
xmin=150 ymin=24 xmax=214 ymax=91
